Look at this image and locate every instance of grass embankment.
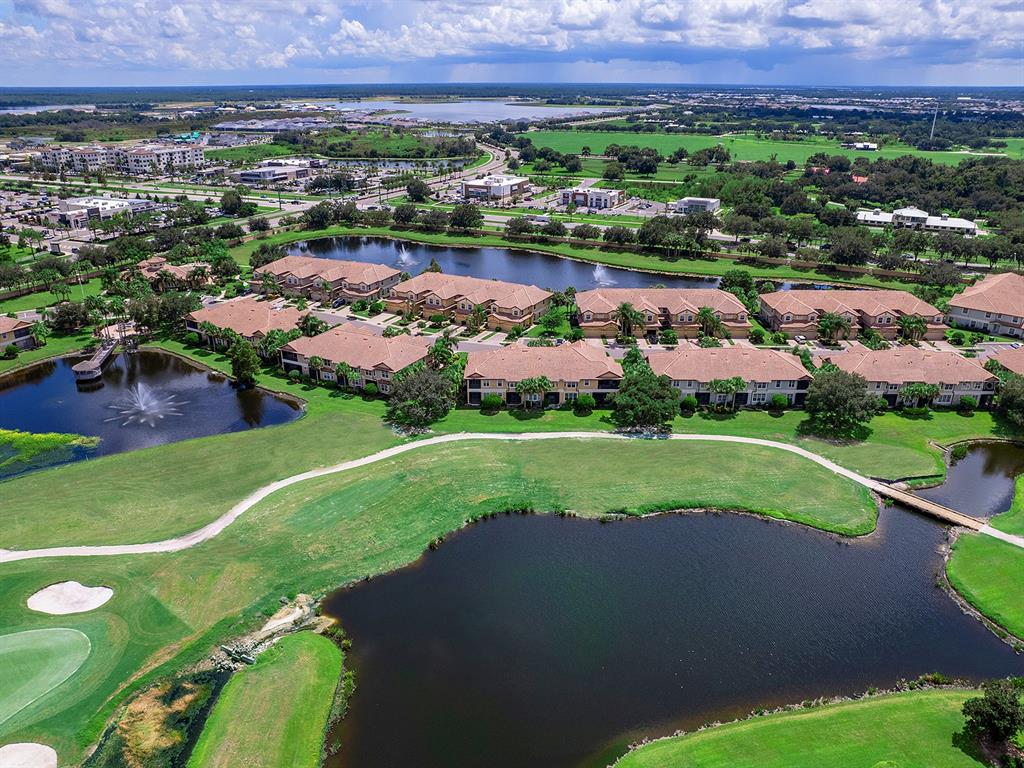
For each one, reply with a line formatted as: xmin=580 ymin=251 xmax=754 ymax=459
xmin=527 ymin=130 xmax=1002 ymax=166
xmin=0 ymin=277 xmax=104 ymax=314
xmin=187 ymin=633 xmax=341 ymax=768
xmin=232 ymin=224 xmax=919 ymax=290
xmin=614 ymin=689 xmax=985 ymax=768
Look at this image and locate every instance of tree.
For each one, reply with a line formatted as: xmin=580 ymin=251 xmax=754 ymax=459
xmin=386 ymin=367 xmax=456 ymax=428
xmin=696 ymin=306 xmax=724 ymax=338
xmin=393 ymin=203 xmax=418 ymax=225
xmin=602 ymin=161 xmax=624 ymax=181
xmin=407 ymin=178 xmax=431 ymax=202
xmin=613 ymin=302 xmax=645 ymax=338
xmin=996 ymin=374 xmax=1024 ymax=428
xmin=249 ymin=217 xmax=270 ymax=233
xmin=259 ymin=271 xmax=279 ymax=296
xmin=504 ymin=217 xmax=534 ymax=240
xmin=219 ymin=189 xmax=243 ymax=216
xmin=805 ymin=368 xmax=879 ymax=435
xmin=228 ymin=338 xmax=261 ymax=387
xmin=722 ymin=213 xmax=755 ymax=243
xmin=828 ymin=226 xmax=874 ymax=266
xmin=708 ymin=376 xmax=747 ymax=408
xmin=515 ymin=376 xmax=552 ymax=408
xmin=30 ymin=320 xmax=49 ymax=346
xmin=307 ymin=355 xmax=325 ymax=381
xmin=816 ymin=312 xmax=852 ymax=343
xmin=448 ymin=203 xmax=483 ymax=231
xmin=719 ymin=270 xmax=756 ymax=294
xmin=538 ymin=307 xmax=563 ymax=335
xmin=427 ymin=331 xmax=457 ymax=371
xmin=962 ymin=679 xmax=1024 ymax=745
xmin=302 ymin=201 xmax=334 ymax=230
xmin=899 ymin=382 xmax=940 ymax=407
xmin=571 ymin=223 xmax=601 ymax=240
xmin=299 ymin=314 xmax=328 ymax=337
xmin=897 ymin=314 xmax=927 ymax=342
xmin=419 ymin=209 xmax=449 ymax=232
xmin=612 ymin=360 xmax=678 ymax=431
xmin=920 ymin=261 xmax=962 ymax=288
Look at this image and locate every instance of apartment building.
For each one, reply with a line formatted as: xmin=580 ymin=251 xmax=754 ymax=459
xmin=385 ymin=273 xmax=552 ymax=331
xmin=855 ymin=206 xmax=977 ymax=236
xmin=40 ymin=145 xmax=117 ymax=173
xmin=253 ymin=256 xmax=402 ymax=305
xmin=647 ymin=346 xmax=811 ymax=407
xmin=558 ymin=187 xmax=623 ymax=209
xmin=574 ymin=288 xmax=750 ymax=339
xmin=464 ymin=342 xmax=622 ymax=407
xmin=185 ymin=296 xmax=306 ymax=345
xmin=759 ymin=290 xmax=946 ymax=340
xmin=461 ymin=174 xmax=530 ymax=200
xmin=0 ymin=316 xmax=35 ymax=351
xmin=40 ymin=143 xmax=205 ymax=176
xmin=947 ymin=273 xmax=1024 ymax=339
xmin=672 ymin=197 xmax=721 ymax=215
xmin=135 ymin=256 xmax=211 ymax=291
xmin=825 ymin=348 xmax=997 ymax=408
xmin=280 ymin=323 xmax=429 ymax=394
xmin=990 ymin=348 xmax=1024 ymax=377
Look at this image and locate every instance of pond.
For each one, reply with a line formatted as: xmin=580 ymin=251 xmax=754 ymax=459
xmin=0 ymin=349 xmax=301 ymax=475
xmin=321 ymin=443 xmax=1024 ymax=768
xmin=918 ymin=440 xmax=1024 ymax=519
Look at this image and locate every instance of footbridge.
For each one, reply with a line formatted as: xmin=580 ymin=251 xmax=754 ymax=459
xmin=873 ymin=484 xmax=985 ymax=531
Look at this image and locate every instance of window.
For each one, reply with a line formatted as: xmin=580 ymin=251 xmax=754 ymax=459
xmin=757 ymin=382 xmax=767 ymax=389
xmin=584 ymin=312 xmax=592 ymax=321
xmin=784 ymin=314 xmax=792 ymax=322
xmin=739 ymin=313 xmax=746 ymax=321
xmin=566 ymin=382 xmax=577 ymax=388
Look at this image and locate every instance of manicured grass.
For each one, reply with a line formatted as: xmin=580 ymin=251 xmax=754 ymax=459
xmin=204 ymin=144 xmax=301 ymax=164
xmin=614 ymin=689 xmax=984 ymax=768
xmin=0 ymin=628 xmax=91 ymax=730
xmin=0 ymin=277 xmax=104 ymax=314
xmin=948 ymin=533 xmax=1024 ymax=642
xmin=187 ymin=632 xmax=341 ymax=768
xmin=527 ymin=130 xmax=998 ymax=166
xmin=0 ymin=329 xmax=95 ymax=375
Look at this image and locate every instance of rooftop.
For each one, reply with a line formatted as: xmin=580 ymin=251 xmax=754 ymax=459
xmin=576 ymin=288 xmax=746 ymax=317
xmin=465 ymin=341 xmax=622 ymax=381
xmin=760 ymin=289 xmax=942 ymax=319
xmin=949 ymin=273 xmax=1024 ymax=317
xmin=188 ymin=296 xmax=305 ymax=338
xmin=648 ymin=346 xmax=810 ymax=382
xmin=255 ymin=255 xmax=400 ymax=286
xmin=826 ymin=348 xmax=995 ymax=385
xmin=284 ymin=323 xmax=429 ymax=372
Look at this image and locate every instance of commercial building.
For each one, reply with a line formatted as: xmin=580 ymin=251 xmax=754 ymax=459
xmin=280 ymin=323 xmax=429 ymax=394
xmin=575 ymin=288 xmax=750 ymax=339
xmin=185 ymin=296 xmax=306 ymax=345
xmin=842 ymin=142 xmax=879 ymax=150
xmin=229 ymin=164 xmax=311 ymax=185
xmin=52 ymin=196 xmax=163 ymax=228
xmin=647 ymin=346 xmax=812 ymax=407
xmin=386 ymin=273 xmax=551 ymax=331
xmin=252 ymin=256 xmax=402 ymax=305
xmin=672 ymin=197 xmax=721 ymax=215
xmin=758 ymin=290 xmax=946 ymax=340
xmin=947 ymin=273 xmax=1024 ymax=338
xmin=0 ymin=316 xmax=35 ymax=351
xmin=825 ymin=348 xmax=997 ymax=408
xmin=855 ymin=206 xmax=978 ymax=236
xmin=464 ymin=342 xmax=622 ymax=407
xmin=558 ymin=187 xmax=623 ymax=209
xmin=461 ymin=174 xmax=530 ymax=200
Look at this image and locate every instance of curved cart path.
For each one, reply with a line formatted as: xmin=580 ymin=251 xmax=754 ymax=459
xmin=1 ymin=432 xmax=1018 ymax=563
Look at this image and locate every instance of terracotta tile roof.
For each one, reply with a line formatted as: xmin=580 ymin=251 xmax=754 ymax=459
xmin=761 ymin=290 xmax=941 ymax=318
xmin=647 ymin=346 xmax=810 ymax=382
xmin=825 ymin=348 xmax=995 ymax=385
xmin=991 ymin=348 xmax=1024 ymax=376
xmin=0 ymin=316 xmax=31 ymax=334
xmin=395 ymin=273 xmax=551 ymax=311
xmin=138 ymin=256 xmax=208 ymax=282
xmin=576 ymin=288 xmax=746 ymax=316
xmin=255 ymin=255 xmax=400 ymax=285
xmin=283 ymin=324 xmax=430 ymax=372
xmin=949 ymin=273 xmax=1024 ymax=317
xmin=464 ymin=341 xmax=622 ymax=381
xmin=188 ymin=296 xmax=306 ymax=338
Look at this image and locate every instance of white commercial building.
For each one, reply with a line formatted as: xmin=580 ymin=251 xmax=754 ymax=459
xmin=230 ymin=165 xmax=311 ymax=184
xmin=672 ymin=197 xmax=721 ymax=215
xmin=52 ymin=196 xmax=163 ymax=228
xmin=558 ymin=187 xmax=623 ymax=209
xmin=855 ymin=206 xmax=977 ymax=236
xmin=461 ymin=174 xmax=530 ymax=200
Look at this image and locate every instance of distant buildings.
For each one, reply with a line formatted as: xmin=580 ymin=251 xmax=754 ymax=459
xmin=947 ymin=273 xmax=1024 ymax=338
xmin=855 ymin=206 xmax=977 ymax=236
xmin=461 ymin=174 xmax=530 ymax=200
xmin=575 ymin=288 xmax=750 ymax=339
xmin=671 ymin=197 xmax=721 ymax=215
xmin=759 ymin=290 xmax=946 ymax=340
xmin=51 ymin=196 xmax=164 ymax=228
xmin=842 ymin=141 xmax=878 ymax=151
xmin=558 ymin=187 xmax=622 ymax=209
xmin=213 ymin=117 xmax=331 ymax=133
xmin=40 ymin=143 xmax=205 ymax=176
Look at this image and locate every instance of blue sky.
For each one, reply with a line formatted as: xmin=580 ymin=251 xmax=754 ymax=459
xmin=1 ymin=0 xmax=1022 ymax=87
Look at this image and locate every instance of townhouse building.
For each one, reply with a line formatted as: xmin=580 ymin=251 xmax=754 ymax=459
xmin=575 ymin=288 xmax=750 ymax=339
xmin=280 ymin=323 xmax=430 ymax=394
xmin=135 ymin=256 xmax=211 ymax=291
xmin=0 ymin=316 xmax=35 ymax=351
xmin=991 ymin=348 xmax=1024 ymax=377
xmin=759 ymin=290 xmax=946 ymax=340
xmin=185 ymin=296 xmax=306 ymax=345
xmin=464 ymin=342 xmax=622 ymax=407
xmin=385 ymin=273 xmax=551 ymax=331
xmin=252 ymin=256 xmax=402 ymax=305
xmin=825 ymin=348 xmax=997 ymax=408
xmin=947 ymin=273 xmax=1024 ymax=339
xmin=647 ymin=346 xmax=812 ymax=407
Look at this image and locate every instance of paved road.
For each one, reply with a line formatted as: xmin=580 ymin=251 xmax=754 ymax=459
xmin=3 ymin=431 xmax=1017 ymax=564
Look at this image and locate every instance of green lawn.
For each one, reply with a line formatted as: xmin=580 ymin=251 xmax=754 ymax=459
xmin=187 ymin=632 xmax=341 ymax=768
xmin=614 ymin=689 xmax=986 ymax=768
xmin=0 ymin=278 xmax=104 ymax=315
xmin=527 ymin=130 xmax=1001 ymax=166
xmin=0 ymin=628 xmax=91 ymax=731
xmin=204 ymin=144 xmax=302 ymax=164
xmin=0 ymin=328 xmax=95 ymax=375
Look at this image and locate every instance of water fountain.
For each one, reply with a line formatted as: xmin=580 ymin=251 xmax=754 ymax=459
xmin=396 ymin=243 xmax=420 ymax=269
xmin=592 ymin=264 xmax=616 ymax=287
xmin=104 ymin=383 xmax=187 ymax=428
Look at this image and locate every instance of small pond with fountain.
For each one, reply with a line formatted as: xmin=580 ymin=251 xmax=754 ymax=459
xmin=0 ymin=349 xmax=302 ymax=477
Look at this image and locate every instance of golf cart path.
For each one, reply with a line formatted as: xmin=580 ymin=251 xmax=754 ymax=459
xmin=1 ymin=432 xmax=1017 ymax=563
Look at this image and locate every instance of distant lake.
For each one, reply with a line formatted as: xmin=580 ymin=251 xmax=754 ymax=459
xmin=0 ymin=104 xmax=95 ymax=114
xmin=303 ymin=99 xmax=620 ymax=123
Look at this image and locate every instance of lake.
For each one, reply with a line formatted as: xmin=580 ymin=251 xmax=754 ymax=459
xmin=321 ymin=443 xmax=1024 ymax=768
xmin=0 ymin=349 xmax=301 ymax=475
xmin=299 ymin=99 xmax=620 ymax=124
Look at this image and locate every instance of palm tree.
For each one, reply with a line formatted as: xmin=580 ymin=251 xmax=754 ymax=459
xmin=897 ymin=314 xmax=927 ymax=343
xmin=187 ymin=265 xmax=209 ymax=290
xmin=816 ymin=312 xmax=852 ymax=343
xmin=696 ymin=306 xmax=724 ymax=338
xmin=259 ymin=272 xmax=279 ymax=297
xmin=316 ymin=279 xmax=333 ymax=304
xmin=334 ymin=361 xmax=355 ymax=388
xmin=613 ymin=302 xmax=645 ymax=338
xmin=308 ymin=355 xmax=325 ymax=381
xmin=198 ymin=320 xmax=220 ymax=346
xmin=30 ymin=320 xmax=49 ymax=346
xmin=515 ymin=376 xmax=552 ymax=408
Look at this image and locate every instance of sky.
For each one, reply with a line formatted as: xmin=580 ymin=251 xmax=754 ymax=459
xmin=1 ymin=0 xmax=1022 ymax=88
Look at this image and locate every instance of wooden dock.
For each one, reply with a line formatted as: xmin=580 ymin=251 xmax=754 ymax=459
xmin=875 ymin=484 xmax=984 ymax=530
xmin=72 ymin=340 xmax=116 ymax=381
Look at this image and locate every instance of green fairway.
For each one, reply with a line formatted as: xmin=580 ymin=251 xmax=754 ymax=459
xmin=615 ymin=690 xmax=989 ymax=768
xmin=527 ymin=130 xmax=999 ymax=166
xmin=0 ymin=628 xmax=91 ymax=729
xmin=187 ymin=632 xmax=341 ymax=768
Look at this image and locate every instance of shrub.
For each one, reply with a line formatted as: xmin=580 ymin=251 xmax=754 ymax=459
xmin=680 ymin=394 xmax=699 ymax=413
xmin=506 ymin=325 xmax=523 ymax=340
xmin=369 ymin=300 xmax=385 ymax=314
xmin=769 ymin=393 xmax=789 ymax=410
xmin=184 ymin=332 xmax=200 ymax=347
xmin=574 ymin=393 xmax=596 ymax=413
xmin=287 ymin=369 xmax=301 ymax=380
xmin=362 ymin=382 xmax=379 ymax=396
xmin=949 ymin=330 xmax=965 ymax=346
xmin=958 ymin=395 xmax=977 ymax=413
xmin=771 ymin=331 xmax=788 ymax=345
xmin=658 ymin=328 xmax=678 ymax=345
xmin=698 ymin=335 xmax=721 ymax=348
xmin=749 ymin=328 xmax=765 ymax=344
xmin=352 ymin=299 xmax=368 ymax=312
xmin=566 ymin=327 xmax=585 ymax=342
xmin=480 ymin=393 xmax=503 ymax=411
xmin=429 ymin=314 xmax=446 ymax=325
xmin=3 ymin=344 xmax=17 ymax=359
xmin=950 ymin=443 xmax=969 ymax=463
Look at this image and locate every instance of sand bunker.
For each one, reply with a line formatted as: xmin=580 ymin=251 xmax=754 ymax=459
xmin=27 ymin=581 xmax=113 ymax=615
xmin=0 ymin=743 xmax=58 ymax=768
